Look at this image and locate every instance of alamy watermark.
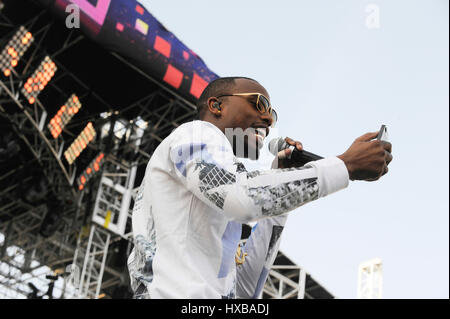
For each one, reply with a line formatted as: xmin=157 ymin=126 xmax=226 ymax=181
xmin=365 ymin=4 xmax=380 ymax=29
xmin=65 ymin=4 xmax=80 ymax=29
xmin=169 ymin=122 xmax=284 ymax=172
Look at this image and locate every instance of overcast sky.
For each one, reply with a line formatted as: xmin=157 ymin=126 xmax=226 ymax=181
xmin=140 ymin=0 xmax=449 ymax=298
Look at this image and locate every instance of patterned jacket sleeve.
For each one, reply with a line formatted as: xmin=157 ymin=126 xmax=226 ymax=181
xmin=169 ymin=127 xmax=349 ymax=224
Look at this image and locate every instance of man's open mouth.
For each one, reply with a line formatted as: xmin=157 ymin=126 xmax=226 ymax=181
xmin=254 ymin=128 xmax=267 ymax=141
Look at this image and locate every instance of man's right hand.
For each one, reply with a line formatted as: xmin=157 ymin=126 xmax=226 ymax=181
xmin=337 ymin=131 xmax=393 ymax=181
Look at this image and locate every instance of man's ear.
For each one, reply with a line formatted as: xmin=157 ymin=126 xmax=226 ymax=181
xmin=207 ymin=97 xmax=222 ymax=116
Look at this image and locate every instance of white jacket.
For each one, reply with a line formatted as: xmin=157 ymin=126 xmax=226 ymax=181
xmin=127 ymin=120 xmax=349 ymax=298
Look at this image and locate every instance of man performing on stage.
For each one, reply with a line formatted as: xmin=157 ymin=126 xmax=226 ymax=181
xmin=127 ymin=77 xmax=393 ymax=299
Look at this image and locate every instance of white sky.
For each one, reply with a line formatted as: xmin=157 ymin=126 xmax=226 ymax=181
xmin=140 ymin=0 xmax=449 ymax=298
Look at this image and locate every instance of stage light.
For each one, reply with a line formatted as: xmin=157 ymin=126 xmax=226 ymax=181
xmin=0 ymin=26 xmax=34 ymax=77
xmin=63 ymin=122 xmax=96 ymax=165
xmin=21 ymin=56 xmax=57 ymax=104
xmin=76 ymin=152 xmax=105 ymax=190
xmin=47 ymin=94 xmax=82 ymax=139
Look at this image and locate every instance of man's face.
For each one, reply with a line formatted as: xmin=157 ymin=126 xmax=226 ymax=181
xmin=217 ymin=79 xmax=273 ymax=160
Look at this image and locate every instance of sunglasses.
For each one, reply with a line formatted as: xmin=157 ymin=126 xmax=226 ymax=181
xmin=216 ymin=92 xmax=278 ymax=127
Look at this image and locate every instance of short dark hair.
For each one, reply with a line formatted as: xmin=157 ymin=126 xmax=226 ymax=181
xmin=196 ymin=76 xmax=257 ymax=119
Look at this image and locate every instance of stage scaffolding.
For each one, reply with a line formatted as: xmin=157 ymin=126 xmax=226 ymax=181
xmin=0 ymin=0 xmax=333 ymax=299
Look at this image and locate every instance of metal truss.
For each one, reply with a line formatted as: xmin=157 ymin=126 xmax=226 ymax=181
xmin=0 ymin=201 xmax=81 ymax=299
xmin=0 ymin=18 xmax=104 ymax=212
xmin=0 ymin=11 xmax=194 ymax=297
xmin=263 ymin=265 xmax=307 ymax=299
xmin=72 ymin=224 xmax=111 ymax=299
xmin=0 ymin=84 xmax=76 ymax=197
xmin=91 ymin=161 xmax=137 ymax=239
xmin=0 ymin=202 xmax=83 ymax=269
xmin=107 ymin=86 xmax=198 ymax=168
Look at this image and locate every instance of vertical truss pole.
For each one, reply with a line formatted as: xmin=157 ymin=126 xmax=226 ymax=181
xmin=77 ymin=225 xmax=110 ymax=299
xmin=297 ymin=268 xmax=306 ymax=299
xmin=277 ymin=280 xmax=284 ymax=298
xmin=78 ymin=225 xmax=94 ymax=296
xmin=357 ymin=258 xmax=383 ymax=299
xmin=95 ymin=231 xmax=109 ymax=298
xmin=117 ymin=165 xmax=137 ymax=236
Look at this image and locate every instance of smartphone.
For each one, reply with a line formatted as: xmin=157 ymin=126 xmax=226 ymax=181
xmin=377 ymin=124 xmax=389 ymax=142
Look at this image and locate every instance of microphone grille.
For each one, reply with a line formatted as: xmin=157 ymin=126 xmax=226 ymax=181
xmin=268 ymin=137 xmax=285 ymax=156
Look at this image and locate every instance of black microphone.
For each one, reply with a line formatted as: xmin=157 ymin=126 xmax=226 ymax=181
xmin=268 ymin=137 xmax=323 ymax=166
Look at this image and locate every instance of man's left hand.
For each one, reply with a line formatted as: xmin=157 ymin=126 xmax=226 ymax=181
xmin=271 ymin=137 xmax=303 ymax=169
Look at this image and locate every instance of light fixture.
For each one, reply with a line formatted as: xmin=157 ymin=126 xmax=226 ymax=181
xmin=21 ymin=56 xmax=57 ymax=104
xmin=0 ymin=26 xmax=33 ymax=77
xmin=77 ymin=152 xmax=105 ymax=190
xmin=47 ymin=94 xmax=82 ymax=139
xmin=63 ymin=122 xmax=96 ymax=165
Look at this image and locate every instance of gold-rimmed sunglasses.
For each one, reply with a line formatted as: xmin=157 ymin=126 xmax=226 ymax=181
xmin=216 ymin=92 xmax=278 ymax=127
